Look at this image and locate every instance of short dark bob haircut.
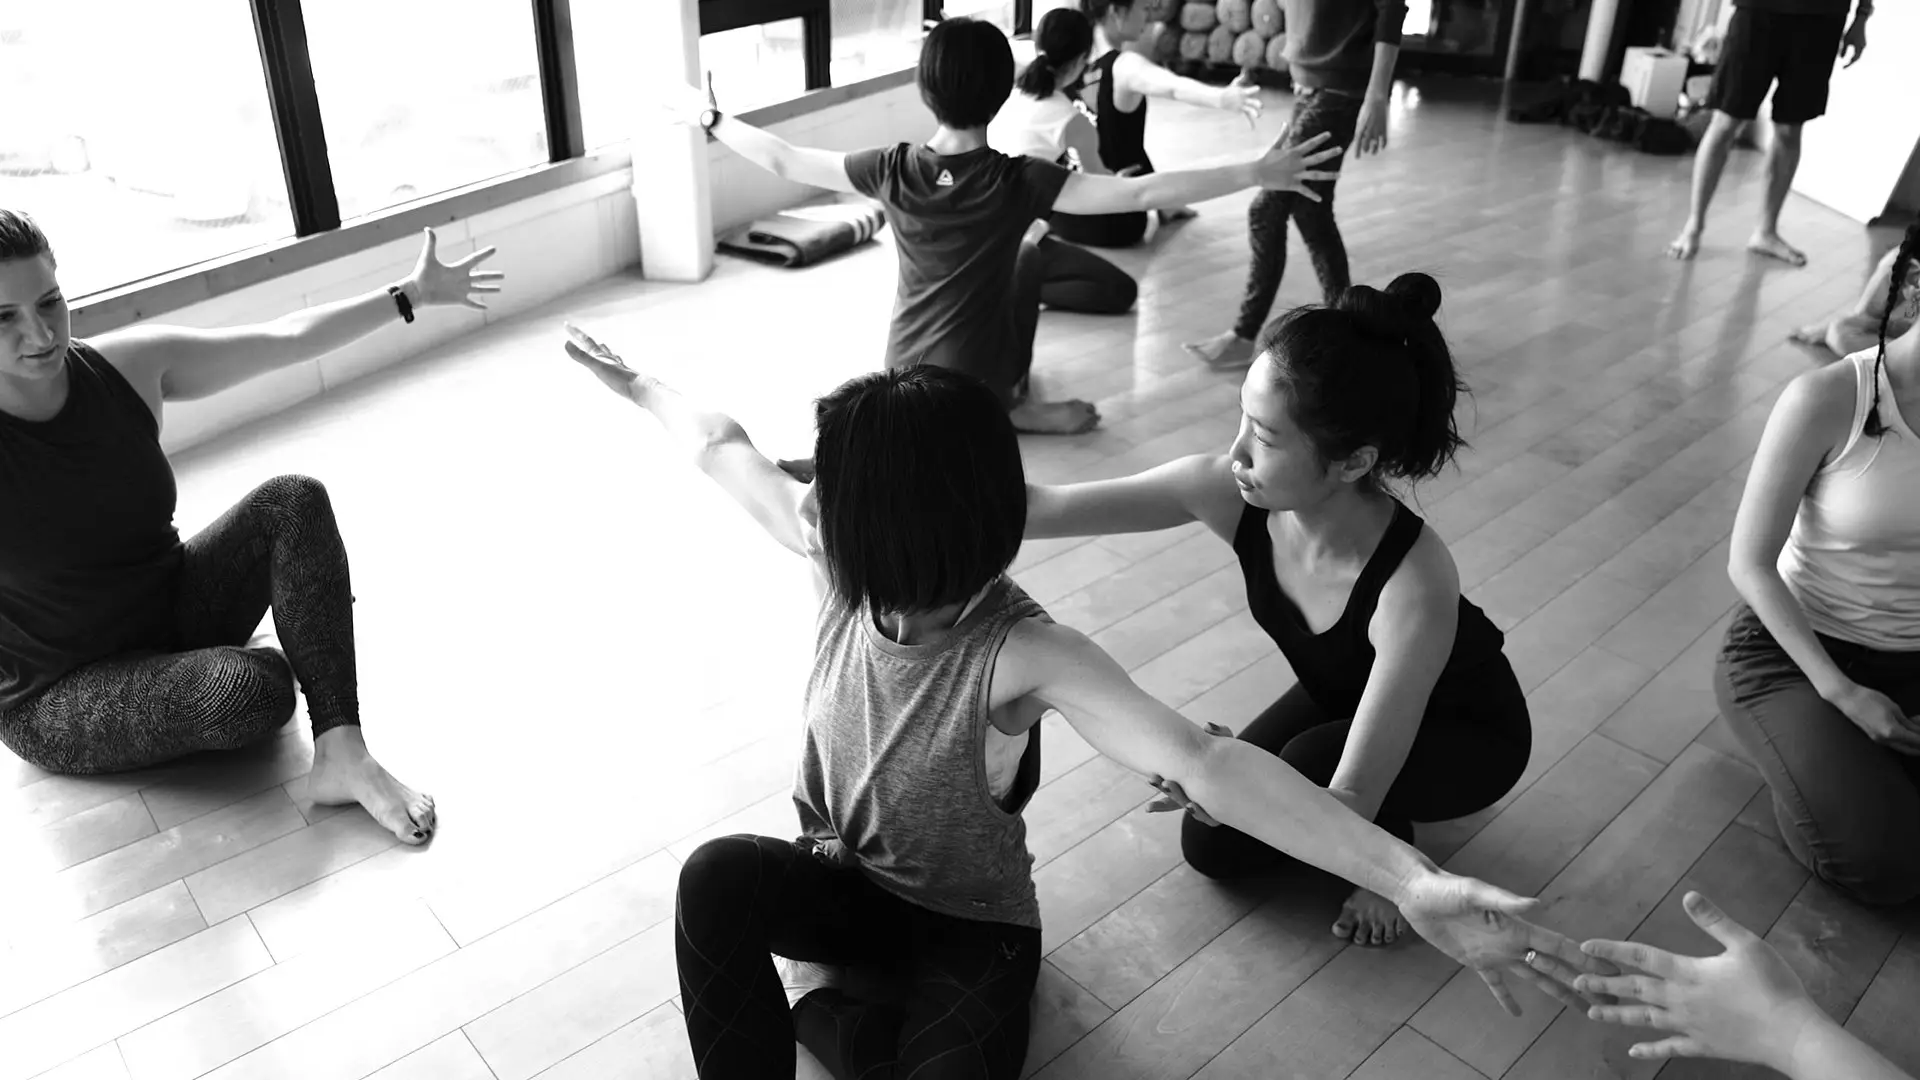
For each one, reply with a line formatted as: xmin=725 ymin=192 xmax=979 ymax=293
xmin=918 ymin=16 xmax=1016 ymax=130
xmin=812 ymin=365 xmax=1027 ymax=614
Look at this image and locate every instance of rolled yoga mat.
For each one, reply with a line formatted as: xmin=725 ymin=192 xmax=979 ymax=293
xmin=716 ymin=197 xmax=888 ymax=268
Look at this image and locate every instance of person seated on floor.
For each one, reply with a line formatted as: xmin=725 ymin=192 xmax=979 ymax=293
xmin=988 ymin=7 xmax=1140 ymax=323
xmin=1070 ymin=0 xmax=1266 ymax=232
xmin=1717 ymin=221 xmax=1920 ymax=906
xmin=0 ymin=211 xmax=498 ymax=844
xmin=666 ymin=15 xmax=1339 ymax=436
xmin=1528 ymin=891 xmax=1915 ymax=1080
xmin=1790 ymin=241 xmax=1919 ymax=357
xmin=557 ymin=324 xmax=1604 ymax=1079
xmin=1023 ymin=273 xmax=1533 ymax=947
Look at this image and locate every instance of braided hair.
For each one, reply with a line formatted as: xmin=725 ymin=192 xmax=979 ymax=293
xmin=1862 ymin=222 xmax=1920 ymax=438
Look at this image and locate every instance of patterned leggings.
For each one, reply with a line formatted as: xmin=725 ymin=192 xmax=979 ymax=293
xmin=0 ymin=475 xmax=360 ymax=775
xmin=676 ymin=834 xmax=1040 ymax=1079
xmin=1232 ymin=87 xmax=1365 ymax=341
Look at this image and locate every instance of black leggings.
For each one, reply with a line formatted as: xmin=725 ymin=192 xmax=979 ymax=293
xmin=1182 ymin=667 xmax=1532 ymax=878
xmin=1232 ymin=87 xmax=1365 ymax=341
xmin=1050 ymin=208 xmax=1149 ymax=248
xmin=1011 ymin=235 xmax=1137 ymax=398
xmin=676 ymin=834 xmax=1040 ymax=1079
xmin=0 ymin=475 xmax=359 ymax=775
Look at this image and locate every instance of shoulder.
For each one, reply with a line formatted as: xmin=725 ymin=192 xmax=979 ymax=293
xmin=1772 ymin=361 xmax=1861 ymax=449
xmin=1004 ymin=615 xmax=1097 ymax=680
xmin=1183 ymin=454 xmax=1252 ymax=536
xmin=1111 ymin=50 xmax=1154 ymax=78
xmin=80 ymin=327 xmax=173 ymax=407
xmin=1375 ymin=519 xmax=1461 ymax=639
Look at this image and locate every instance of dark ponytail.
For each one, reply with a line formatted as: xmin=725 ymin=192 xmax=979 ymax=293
xmin=1019 ymin=8 xmax=1094 ymax=98
xmin=1863 ymin=223 xmax=1920 ymax=439
xmin=1255 ymin=271 xmax=1468 ymax=491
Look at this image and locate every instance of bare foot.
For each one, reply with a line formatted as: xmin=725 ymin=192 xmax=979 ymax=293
xmin=1332 ymin=886 xmax=1407 ymax=947
xmin=778 ymin=956 xmax=846 ymax=1007
xmin=1666 ymin=227 xmax=1702 ymax=261
xmin=1747 ymin=231 xmax=1807 ymax=267
xmin=307 ymin=727 xmax=435 ymax=844
xmin=1182 ymin=331 xmax=1255 ymax=367
xmin=1788 ymin=322 xmax=1832 ymax=350
xmin=1009 ymin=398 xmax=1099 ymax=435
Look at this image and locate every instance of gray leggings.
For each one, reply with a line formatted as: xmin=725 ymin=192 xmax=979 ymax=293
xmin=1715 ymin=604 xmax=1920 ymax=905
xmin=0 ymin=475 xmax=359 ymax=775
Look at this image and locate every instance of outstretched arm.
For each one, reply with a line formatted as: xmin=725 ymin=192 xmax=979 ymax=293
xmin=1024 ymin=453 xmax=1225 ymax=539
xmin=1114 ymin=52 xmax=1260 ymax=122
xmin=1012 ymin=619 xmax=1605 ymax=1014
xmin=663 ymin=78 xmax=856 ymax=193
xmin=1052 ymin=130 xmax=1340 ymax=215
xmin=97 ymin=229 xmax=500 ymax=405
xmin=561 ymin=324 xmax=812 ymax=559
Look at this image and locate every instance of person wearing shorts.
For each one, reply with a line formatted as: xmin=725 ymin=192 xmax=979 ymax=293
xmin=1666 ymin=0 xmax=1871 ymax=265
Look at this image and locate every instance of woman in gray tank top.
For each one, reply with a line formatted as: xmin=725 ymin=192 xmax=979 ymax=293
xmin=558 ymin=326 xmax=1608 ymax=1078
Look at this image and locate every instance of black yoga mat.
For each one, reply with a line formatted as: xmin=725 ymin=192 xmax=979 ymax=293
xmin=717 ymin=198 xmax=888 ymax=268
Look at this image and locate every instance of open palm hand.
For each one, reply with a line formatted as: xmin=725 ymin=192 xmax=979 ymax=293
xmin=408 ymin=228 xmax=503 ymax=311
xmin=1401 ymin=870 xmax=1615 ymax=1016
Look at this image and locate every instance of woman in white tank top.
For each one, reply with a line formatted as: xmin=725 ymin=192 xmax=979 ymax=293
xmin=1718 ymin=223 xmax=1920 ymax=906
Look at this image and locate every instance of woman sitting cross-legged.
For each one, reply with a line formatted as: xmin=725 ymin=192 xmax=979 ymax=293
xmin=1718 ymin=221 xmax=1920 ymax=905
xmin=559 ymin=326 xmax=1600 ymax=1078
xmin=0 ymin=211 xmax=500 ymax=843
xmin=1025 ymin=273 xmax=1533 ymax=946
xmin=988 ymin=8 xmax=1140 ymax=326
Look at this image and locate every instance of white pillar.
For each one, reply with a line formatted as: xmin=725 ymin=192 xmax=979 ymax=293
xmin=1577 ymin=0 xmax=1623 ymax=81
xmin=632 ymin=0 xmax=715 ymax=283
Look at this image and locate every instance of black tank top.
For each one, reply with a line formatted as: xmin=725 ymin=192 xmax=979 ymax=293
xmin=0 ymin=340 xmax=182 ymax=712
xmin=1088 ymin=50 xmax=1151 ymax=173
xmin=1234 ymin=501 xmax=1507 ymax=716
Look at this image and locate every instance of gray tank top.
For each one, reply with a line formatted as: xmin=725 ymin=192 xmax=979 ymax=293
xmin=794 ymin=576 xmax=1047 ymax=929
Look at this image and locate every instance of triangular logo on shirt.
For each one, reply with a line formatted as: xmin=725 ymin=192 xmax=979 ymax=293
xmin=936 ymin=169 xmax=955 ymax=187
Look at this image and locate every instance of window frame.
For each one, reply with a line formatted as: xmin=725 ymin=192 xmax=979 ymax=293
xmin=71 ymin=0 xmax=1024 ymax=331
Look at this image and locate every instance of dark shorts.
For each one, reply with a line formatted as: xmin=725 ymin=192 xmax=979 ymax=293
xmin=1706 ymin=7 xmax=1847 ymax=124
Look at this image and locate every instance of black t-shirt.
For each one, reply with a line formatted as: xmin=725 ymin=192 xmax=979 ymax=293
xmin=845 ymin=144 xmax=1070 ymax=395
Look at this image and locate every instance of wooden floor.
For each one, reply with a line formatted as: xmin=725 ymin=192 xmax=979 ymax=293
xmin=5 ymin=78 xmax=1920 ymax=1080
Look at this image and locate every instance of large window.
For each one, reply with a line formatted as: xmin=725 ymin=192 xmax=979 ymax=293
xmin=0 ymin=0 xmax=293 ymax=297
xmin=704 ymin=18 xmax=813 ymax=113
xmin=827 ymin=0 xmax=922 ymax=89
xmin=304 ymin=0 xmax=549 ymax=223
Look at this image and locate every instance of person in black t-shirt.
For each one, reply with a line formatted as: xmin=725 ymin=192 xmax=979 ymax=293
xmin=667 ymin=17 xmax=1340 ymax=435
xmin=1666 ymin=0 xmax=1873 ymax=265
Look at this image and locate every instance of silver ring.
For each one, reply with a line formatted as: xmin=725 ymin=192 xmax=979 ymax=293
xmin=1524 ymin=949 xmax=1538 ymax=965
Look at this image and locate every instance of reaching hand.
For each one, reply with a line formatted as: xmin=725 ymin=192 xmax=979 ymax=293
xmin=1840 ymin=18 xmax=1867 ymax=67
xmin=1827 ymin=681 xmax=1920 ymax=754
xmin=1218 ymin=72 xmax=1264 ymax=127
xmin=562 ymin=322 xmax=645 ymax=398
xmin=407 ymin=228 xmax=503 ymax=311
xmin=1562 ymin=892 xmax=1825 ymax=1070
xmin=1254 ymin=129 xmax=1343 ymax=199
xmin=1353 ymin=93 xmax=1390 ymax=157
xmin=1400 ymin=870 xmax=1613 ymax=1016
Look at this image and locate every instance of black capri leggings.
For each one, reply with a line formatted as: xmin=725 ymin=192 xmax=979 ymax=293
xmin=1182 ymin=664 xmax=1533 ymax=878
xmin=0 ymin=475 xmax=360 ymax=775
xmin=676 ymin=834 xmax=1041 ymax=1079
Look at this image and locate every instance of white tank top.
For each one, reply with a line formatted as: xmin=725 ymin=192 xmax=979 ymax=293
xmin=1778 ymin=351 xmax=1920 ymax=651
xmin=987 ymin=91 xmax=1079 ymax=162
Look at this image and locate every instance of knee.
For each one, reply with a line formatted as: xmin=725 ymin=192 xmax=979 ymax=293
xmin=679 ymin=835 xmax=770 ymax=914
xmin=254 ymin=474 xmax=335 ymax=521
xmin=1768 ymin=123 xmax=1803 ymax=151
xmin=177 ymin=648 xmax=296 ymax=749
xmin=1796 ymin=829 xmax=1920 ymax=907
xmin=1179 ymin=817 xmax=1238 ymax=881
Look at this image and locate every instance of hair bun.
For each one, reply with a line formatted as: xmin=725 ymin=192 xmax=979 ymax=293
xmin=1385 ymin=272 xmax=1441 ymax=320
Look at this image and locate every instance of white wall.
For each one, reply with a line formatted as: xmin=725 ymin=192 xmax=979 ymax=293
xmin=152 ymin=169 xmax=641 ymax=455
xmin=147 ymin=65 xmax=935 ymax=454
xmin=706 ymin=83 xmax=935 ymax=233
xmin=1791 ymin=3 xmax=1918 ymax=223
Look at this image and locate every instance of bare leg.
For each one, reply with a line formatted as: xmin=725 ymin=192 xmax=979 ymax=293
xmin=1746 ymin=121 xmax=1806 ymax=266
xmin=1790 ymin=247 xmax=1902 ymax=351
xmin=1670 ymin=111 xmax=1743 ymax=260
